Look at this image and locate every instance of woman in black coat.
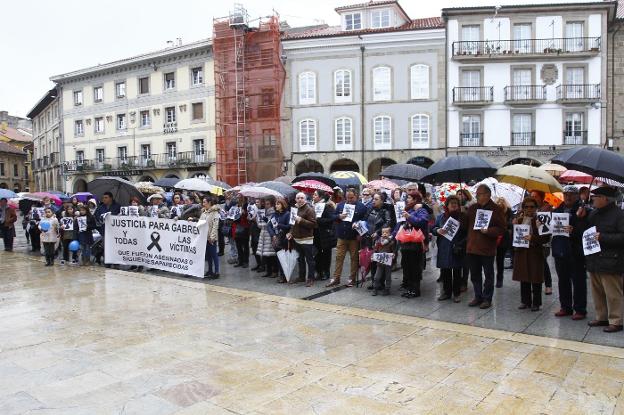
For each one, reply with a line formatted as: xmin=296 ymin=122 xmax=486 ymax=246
xmin=312 ymin=190 xmax=337 ymax=280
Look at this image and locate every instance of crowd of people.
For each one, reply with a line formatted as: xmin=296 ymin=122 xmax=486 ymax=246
xmin=1 ymin=178 xmax=623 ymax=333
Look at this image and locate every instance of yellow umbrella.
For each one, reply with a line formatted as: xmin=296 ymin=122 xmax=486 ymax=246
xmin=496 ymin=164 xmax=563 ymax=194
xmin=330 ymin=171 xmax=368 ymax=187
xmin=539 ymin=163 xmax=567 ymax=178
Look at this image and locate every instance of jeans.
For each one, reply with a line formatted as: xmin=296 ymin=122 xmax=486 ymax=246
xmin=293 ymin=241 xmax=316 ymax=281
xmin=441 ymin=267 xmax=462 ymax=297
xmin=332 ymin=238 xmax=359 ymax=281
xmin=467 ymin=254 xmax=495 ymax=302
xmin=205 ymin=241 xmax=220 ymax=274
xmin=521 ymin=282 xmax=542 ymax=307
xmin=235 ymin=235 xmax=249 ymax=265
xmin=80 ymin=243 xmax=91 ymax=264
xmin=554 ymin=256 xmax=587 ymax=314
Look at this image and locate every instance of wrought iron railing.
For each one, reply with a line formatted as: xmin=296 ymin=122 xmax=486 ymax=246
xmin=460 ymin=133 xmax=483 ymax=147
xmin=452 ymin=37 xmax=601 ymax=57
xmin=556 ymin=84 xmax=600 ymax=101
xmin=511 ymin=132 xmax=535 ymax=146
xmin=63 ymin=152 xmax=214 ymax=173
xmin=452 ymin=87 xmax=494 ymax=104
xmin=504 ymin=85 xmax=546 ymax=102
xmin=563 ymin=131 xmax=588 ymax=145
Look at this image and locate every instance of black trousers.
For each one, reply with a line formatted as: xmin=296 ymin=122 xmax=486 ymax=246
xmin=554 ymin=256 xmax=587 ymax=314
xmin=496 ymin=244 xmax=509 ymax=281
xmin=467 ymin=254 xmax=495 ymax=302
xmin=1 ymin=224 xmax=14 ymax=251
xmin=441 ymin=267 xmax=462 ymax=297
xmin=401 ymin=247 xmax=423 ymax=293
xmin=521 ymin=282 xmax=542 ymax=307
xmin=543 ymin=259 xmax=552 ymax=288
xmin=263 ymin=256 xmax=278 ymax=275
xmin=315 ymin=246 xmax=332 ymax=277
xmin=30 ymin=227 xmax=41 ymax=251
xmin=218 ymin=221 xmax=225 ymax=254
xmin=43 ymin=242 xmax=56 ymax=263
xmin=235 ymin=235 xmax=250 ymax=265
xmin=62 ymin=239 xmax=78 ymax=261
xmin=294 ymin=242 xmax=316 ymax=281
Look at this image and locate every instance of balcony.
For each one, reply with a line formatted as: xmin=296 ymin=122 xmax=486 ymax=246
xmin=563 ymin=131 xmax=588 ymax=145
xmin=511 ymin=132 xmax=535 ymax=146
xmin=452 ymin=87 xmax=494 ymax=106
xmin=460 ymin=133 xmax=483 ymax=147
xmin=556 ymin=84 xmax=601 ymax=103
xmin=63 ymin=152 xmax=214 ymax=174
xmin=50 ymin=152 xmax=60 ymax=166
xmin=504 ymin=85 xmax=546 ymax=105
xmin=452 ymin=37 xmax=601 ymax=61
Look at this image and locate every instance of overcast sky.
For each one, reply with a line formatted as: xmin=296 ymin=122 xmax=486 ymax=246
xmin=1 ymin=0 xmax=595 ymax=118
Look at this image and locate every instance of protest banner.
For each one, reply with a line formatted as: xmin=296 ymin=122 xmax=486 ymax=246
xmin=104 ymin=215 xmax=208 ymax=278
xmin=582 ymin=226 xmax=601 ymax=256
xmin=395 ymin=201 xmax=406 ymax=223
xmin=372 ymin=252 xmax=394 ymax=266
xmin=441 ymin=217 xmax=460 ymax=241
xmin=342 ymin=204 xmax=355 ymax=222
xmin=314 ymin=202 xmax=325 ymax=218
xmin=473 ymin=209 xmax=493 ymax=230
xmin=551 ymin=213 xmax=570 ymax=237
xmin=512 ymin=224 xmax=531 ymax=248
xmin=537 ymin=212 xmax=552 ymax=235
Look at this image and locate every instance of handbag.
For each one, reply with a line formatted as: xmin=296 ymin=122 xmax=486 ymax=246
xmin=395 ymin=225 xmax=425 ymax=244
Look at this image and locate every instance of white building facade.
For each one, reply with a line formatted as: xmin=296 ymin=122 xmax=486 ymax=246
xmin=50 ymin=40 xmax=216 ymax=193
xmin=28 ymin=88 xmax=62 ymax=191
xmin=282 ymin=0 xmax=446 ymax=178
xmin=444 ymin=2 xmax=614 ymax=167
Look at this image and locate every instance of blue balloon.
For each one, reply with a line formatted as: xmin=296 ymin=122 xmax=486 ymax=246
xmin=69 ymin=240 xmax=80 ymax=252
xmin=40 ymin=221 xmax=50 ymax=232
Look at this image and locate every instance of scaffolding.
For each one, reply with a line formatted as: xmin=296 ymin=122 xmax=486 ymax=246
xmin=213 ymin=5 xmax=286 ymax=186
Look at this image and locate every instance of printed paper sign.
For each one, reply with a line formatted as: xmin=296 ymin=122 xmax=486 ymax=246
xmin=441 ymin=217 xmax=460 ymax=241
xmin=247 ymin=204 xmax=257 ymax=219
xmin=270 ymin=217 xmax=278 ymax=229
xmin=128 ymin=206 xmax=140 ymax=217
xmin=372 ymin=252 xmax=394 ymax=266
xmin=582 ymin=226 xmax=601 ymax=256
xmin=256 ymin=209 xmax=265 ymax=221
xmin=512 ymin=224 xmax=531 ymax=248
xmin=105 ymin=215 xmax=208 ymax=278
xmin=473 ymin=209 xmax=493 ymax=230
xmin=35 ymin=207 xmax=46 ymax=219
xmin=77 ymin=216 xmax=87 ymax=232
xmin=551 ymin=213 xmax=570 ymax=237
xmin=174 ymin=206 xmax=184 ymax=217
xmin=120 ymin=206 xmax=129 ymax=216
xmin=394 ymin=201 xmax=406 ymax=223
xmin=342 ymin=204 xmax=355 ymax=222
xmin=353 ymin=220 xmax=368 ymax=236
xmin=227 ymin=207 xmax=240 ymax=220
xmin=537 ymin=212 xmax=552 ymax=235
xmin=289 ymin=207 xmax=298 ymax=225
xmin=149 ymin=206 xmax=159 ymax=218
xmin=219 ymin=209 xmax=227 ymax=221
xmin=314 ymin=202 xmax=325 ymax=218
xmin=60 ymin=217 xmax=74 ymax=231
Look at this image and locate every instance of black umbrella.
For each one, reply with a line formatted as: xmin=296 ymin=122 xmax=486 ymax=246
xmin=257 ymin=181 xmax=297 ymax=199
xmin=291 ymin=172 xmax=337 ymax=188
xmin=420 ymin=155 xmax=497 ymax=184
xmin=87 ymin=176 xmax=147 ymax=206
xmin=153 ymin=177 xmax=181 ymax=189
xmin=379 ymin=163 xmax=427 ymax=182
xmin=551 ymin=147 xmax=624 ymax=183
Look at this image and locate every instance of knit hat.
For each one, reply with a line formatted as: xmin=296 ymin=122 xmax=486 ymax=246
xmin=562 ymin=185 xmax=578 ymax=193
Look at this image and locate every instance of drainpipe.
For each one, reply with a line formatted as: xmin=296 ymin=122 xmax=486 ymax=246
xmin=443 ymin=14 xmax=449 ymax=157
xmin=610 ymin=23 xmax=621 ymax=150
xmin=360 ymin=39 xmax=366 ymax=176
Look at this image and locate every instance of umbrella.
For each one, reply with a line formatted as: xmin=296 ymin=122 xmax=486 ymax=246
xmin=292 ymin=180 xmax=334 ymax=194
xmin=330 ymin=171 xmax=368 ymax=188
xmin=202 ymin=177 xmax=232 ymax=191
xmin=544 ymin=192 xmax=564 ymax=208
xmin=420 ymin=155 xmax=497 ymax=184
xmin=367 ymin=179 xmax=399 ymax=191
xmin=7 ymin=200 xmax=18 ymax=209
xmin=71 ymin=192 xmax=94 ymax=203
xmin=258 ymin=181 xmax=297 ymax=199
xmin=175 ymin=178 xmax=221 ymax=194
xmin=46 ymin=190 xmax=69 ymax=198
xmin=496 ymin=165 xmax=563 ymax=194
xmin=87 ymin=177 xmax=147 ymax=206
xmin=26 ymin=192 xmax=63 ymax=206
xmin=239 ymin=185 xmax=283 ymax=199
xmin=559 ymin=170 xmax=592 ymax=184
xmin=0 ymin=189 xmax=17 ymax=199
xmin=276 ymin=248 xmax=299 ymax=283
xmin=433 ymin=183 xmax=469 ymax=204
xmin=539 ymin=163 xmax=567 ymax=178
xmin=135 ymin=182 xmax=165 ymax=195
xmin=292 ymin=172 xmax=337 ymax=188
xmin=379 ymin=163 xmax=426 ymax=182
xmin=273 ymin=176 xmax=295 ymax=185
xmin=470 ymin=178 xmax=524 ymax=209
xmin=153 ymin=177 xmax=181 ymax=188
xmin=551 ymin=147 xmax=624 ymax=183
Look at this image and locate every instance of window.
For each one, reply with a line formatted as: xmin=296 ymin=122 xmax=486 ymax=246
xmin=0 ymin=163 xmax=4 ymax=176
xmin=344 ymin=13 xmax=362 ymax=30
xmin=193 ymin=139 xmax=205 ymax=161
xmin=263 ymin=129 xmax=277 ymax=146
xmin=192 ymin=102 xmax=204 ymax=120
xmin=76 ymin=151 xmax=84 ymax=163
xmin=191 ymin=67 xmax=204 ymax=85
xmin=373 ymin=116 xmax=391 ymax=149
xmin=371 ymin=9 xmax=390 ymax=28
xmin=164 ymin=72 xmax=175 ymax=90
xmin=410 ymin=64 xmax=429 ymax=99
xmin=298 ymin=72 xmax=316 ymax=105
xmin=334 ymin=70 xmax=352 ymax=102
xmin=461 ymin=25 xmax=480 ymax=54
xmin=141 ymin=145 xmax=151 ymax=162
xmin=95 ymin=149 xmax=105 ymax=163
xmin=512 ymin=114 xmax=533 ymax=145
xmin=166 ymin=142 xmax=177 ymax=160
xmin=565 ymin=22 xmax=584 ymax=52
xmin=513 ymin=24 xmax=532 ymax=53
xmin=118 ymin=147 xmax=128 ymax=162
xmin=460 ymin=70 xmax=481 ymax=101
xmin=299 ymin=119 xmax=317 ymax=150
xmin=565 ymin=112 xmax=585 ymax=144
xmin=461 ymin=115 xmax=481 ymax=146
xmin=14 ymin=164 xmax=19 ymax=177
xmin=94 ymin=117 xmax=104 ymax=133
xmin=512 ymin=68 xmax=532 ymax=100
xmin=116 ymin=114 xmax=127 ymax=130
xmin=165 ymin=107 xmax=176 ymax=123
xmin=373 ymin=66 xmax=391 ymax=101
xmin=74 ymin=120 xmax=84 ymax=136
xmin=115 ymin=81 xmax=126 ymax=98
xmin=93 ymin=86 xmax=103 ymax=102
xmin=566 ymin=67 xmax=585 ymax=99
xmin=73 ymin=90 xmax=83 ymax=106
xmin=140 ymin=110 xmax=150 ymax=127
xmin=139 ymin=77 xmax=150 ymax=94
xmin=411 ymin=114 xmax=429 ymax=147
xmin=335 ymin=117 xmax=353 ymax=150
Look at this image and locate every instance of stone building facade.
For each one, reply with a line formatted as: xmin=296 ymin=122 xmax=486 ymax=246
xmin=607 ymin=2 xmax=624 ymax=154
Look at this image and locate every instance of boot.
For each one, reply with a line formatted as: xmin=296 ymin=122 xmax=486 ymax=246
xmin=495 ymin=275 xmax=503 ymax=288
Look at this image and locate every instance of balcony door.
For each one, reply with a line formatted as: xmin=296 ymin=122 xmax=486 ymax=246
xmin=141 ymin=145 xmax=151 ymax=166
xmin=565 ymin=22 xmax=584 ymax=52
xmin=513 ymin=24 xmax=531 ymax=53
xmin=564 ymin=113 xmax=584 ymax=144
xmin=461 ymin=70 xmax=481 ymax=101
xmin=193 ymin=139 xmax=205 ymax=162
xmin=512 ymin=69 xmax=532 ymax=100
xmin=461 ymin=115 xmax=481 ymax=146
xmin=566 ymin=67 xmax=585 ymax=98
xmin=461 ymin=25 xmax=480 ymax=54
xmin=512 ymin=114 xmax=532 ymax=145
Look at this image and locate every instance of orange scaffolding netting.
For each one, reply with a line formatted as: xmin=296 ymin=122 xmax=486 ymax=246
xmin=213 ymin=8 xmax=286 ymax=186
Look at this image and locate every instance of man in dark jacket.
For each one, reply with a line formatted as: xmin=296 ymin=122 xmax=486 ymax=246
xmin=326 ymin=188 xmax=367 ymax=287
xmin=465 ymin=184 xmax=505 ymax=309
xmin=578 ymin=186 xmax=624 ymax=333
xmin=287 ymin=192 xmax=317 ymax=286
xmin=0 ymin=197 xmax=17 ymax=251
xmin=94 ymin=192 xmax=121 ymax=268
xmin=552 ymin=185 xmax=587 ymax=320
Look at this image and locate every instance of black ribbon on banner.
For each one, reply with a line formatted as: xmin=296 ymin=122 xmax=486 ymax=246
xmin=147 ymin=231 xmax=162 ymax=252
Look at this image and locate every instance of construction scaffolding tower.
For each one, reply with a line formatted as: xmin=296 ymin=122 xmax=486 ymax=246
xmin=213 ymin=5 xmax=286 ymax=186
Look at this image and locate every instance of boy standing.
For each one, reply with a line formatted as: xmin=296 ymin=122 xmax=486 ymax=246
xmin=372 ymin=227 xmax=395 ymax=296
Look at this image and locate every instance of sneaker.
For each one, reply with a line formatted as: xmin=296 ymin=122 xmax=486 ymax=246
xmin=325 ymin=279 xmax=340 ymax=288
xmin=71 ymin=260 xmax=78 ymax=265
xmin=571 ymin=313 xmax=586 ymax=321
xmin=555 ymin=309 xmax=573 ymax=317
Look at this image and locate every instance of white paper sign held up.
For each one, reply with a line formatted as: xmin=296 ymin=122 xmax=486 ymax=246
xmin=582 ymin=226 xmax=601 ymax=256
xmin=473 ymin=209 xmax=493 ymax=230
xmin=512 ymin=224 xmax=531 ymax=248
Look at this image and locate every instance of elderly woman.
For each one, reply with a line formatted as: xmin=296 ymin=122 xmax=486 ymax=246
xmin=257 ymin=198 xmax=277 ymax=278
xmin=200 ymin=196 xmax=221 ymax=279
xmin=397 ymin=192 xmax=429 ymax=298
xmin=146 ymin=194 xmax=170 ymax=218
xmin=513 ymin=196 xmax=551 ymax=311
xmin=268 ymin=197 xmax=292 ymax=283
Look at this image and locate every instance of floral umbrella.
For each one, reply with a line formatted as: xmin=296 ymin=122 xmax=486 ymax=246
xmin=135 ymin=182 xmax=165 ymax=195
xmin=366 ymin=179 xmax=399 ymax=191
xmin=433 ymin=183 xmax=469 ymax=204
xmin=291 ymin=180 xmax=334 ymax=194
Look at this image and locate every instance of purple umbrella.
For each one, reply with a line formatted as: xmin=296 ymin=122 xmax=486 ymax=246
xmin=72 ymin=192 xmax=94 ymax=203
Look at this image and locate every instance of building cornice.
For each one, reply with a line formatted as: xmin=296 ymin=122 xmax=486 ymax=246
xmin=442 ymin=1 xmax=616 ymax=20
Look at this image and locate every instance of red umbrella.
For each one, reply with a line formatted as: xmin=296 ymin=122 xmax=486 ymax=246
xmin=291 ymin=180 xmax=333 ymax=194
xmin=23 ymin=192 xmax=63 ymax=206
xmin=559 ymin=170 xmax=592 ymax=184
xmin=367 ymin=179 xmax=399 ymax=191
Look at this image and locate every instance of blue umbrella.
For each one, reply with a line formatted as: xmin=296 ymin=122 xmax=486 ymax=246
xmin=0 ymin=189 xmax=17 ymax=199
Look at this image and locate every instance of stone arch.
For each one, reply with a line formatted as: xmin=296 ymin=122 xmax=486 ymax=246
xmin=139 ymin=175 xmax=155 ymax=182
xmin=368 ymin=157 xmax=396 ymax=180
xmin=406 ymin=156 xmax=435 ymax=168
xmin=503 ymin=157 xmax=542 ymax=167
xmin=73 ymin=178 xmax=88 ymax=193
xmin=295 ymin=159 xmax=324 ymax=175
xmin=329 ymin=158 xmax=359 ymax=173
xmin=164 ymin=173 xmax=180 ymax=179
xmin=190 ymin=172 xmax=209 ymax=179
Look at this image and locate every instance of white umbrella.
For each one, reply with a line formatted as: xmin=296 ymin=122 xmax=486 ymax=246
xmin=239 ymin=185 xmax=283 ymax=199
xmin=175 ymin=178 xmax=218 ymax=193
xmin=471 ymin=178 xmax=524 ymax=209
xmin=277 ymin=248 xmax=299 ymax=282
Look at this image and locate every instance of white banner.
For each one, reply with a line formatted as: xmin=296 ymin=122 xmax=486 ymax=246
xmin=104 ymin=215 xmax=208 ymax=278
